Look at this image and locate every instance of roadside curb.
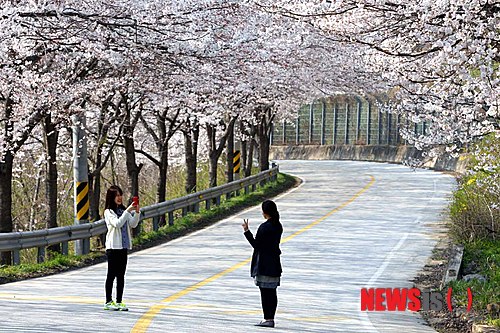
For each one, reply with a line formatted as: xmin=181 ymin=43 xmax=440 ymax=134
xmin=441 ymin=244 xmax=464 ymax=289
xmin=472 ymin=324 xmax=500 ymax=333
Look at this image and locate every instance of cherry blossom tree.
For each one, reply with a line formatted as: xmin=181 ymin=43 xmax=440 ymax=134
xmin=252 ymin=0 xmax=499 ymax=152
xmin=1 ymin=0 xmax=496 ymax=267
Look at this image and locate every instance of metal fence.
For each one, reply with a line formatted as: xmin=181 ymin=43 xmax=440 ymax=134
xmin=272 ymin=96 xmax=428 ymax=146
xmin=0 ymin=166 xmax=279 ymax=265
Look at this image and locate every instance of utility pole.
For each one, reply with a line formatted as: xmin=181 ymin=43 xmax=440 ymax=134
xmin=72 ymin=112 xmax=90 ymax=255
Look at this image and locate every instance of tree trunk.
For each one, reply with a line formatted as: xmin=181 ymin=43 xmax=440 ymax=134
xmin=89 ymin=171 xmax=104 ymax=250
xmin=184 ymin=124 xmax=199 ymax=194
xmin=258 ymin=129 xmax=270 ymax=171
xmin=90 ymin=170 xmax=106 ymax=248
xmin=209 ymin=153 xmax=218 ymax=188
xmin=111 ymin=153 xmax=117 ymax=185
xmin=206 ymin=118 xmax=237 ymax=188
xmin=207 ymin=124 xmax=218 ymax=188
xmin=0 ymin=153 xmax=14 ymax=265
xmin=243 ymin=122 xmax=257 ymax=177
xmin=89 ymin=169 xmax=100 ymax=219
xmin=89 ymin=99 xmax=109 ymax=223
xmin=29 ymin=168 xmax=42 ymax=231
xmin=89 ymin=100 xmax=109 ymax=247
xmin=122 ymin=97 xmax=143 ymax=236
xmin=44 ymin=114 xmax=60 ymax=255
xmin=241 ymin=140 xmax=247 ymax=177
xmin=226 ymin=123 xmax=234 ymax=183
xmin=124 ymin=115 xmax=141 ymax=200
xmin=0 ymin=93 xmax=44 ymax=264
xmin=246 ymin=137 xmax=255 ymax=177
xmin=257 ymin=108 xmax=274 ymax=172
xmin=157 ymin=146 xmax=168 ymax=227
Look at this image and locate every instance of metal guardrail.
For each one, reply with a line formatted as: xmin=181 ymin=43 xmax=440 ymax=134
xmin=0 ymin=166 xmax=279 ymax=265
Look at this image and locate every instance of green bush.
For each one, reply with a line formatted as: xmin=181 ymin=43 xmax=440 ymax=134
xmin=449 ymin=133 xmax=500 ymax=243
xmin=448 ymin=133 xmax=500 ymax=326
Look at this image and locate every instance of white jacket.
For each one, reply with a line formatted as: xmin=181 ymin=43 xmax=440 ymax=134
xmin=104 ymin=208 xmax=140 ymax=250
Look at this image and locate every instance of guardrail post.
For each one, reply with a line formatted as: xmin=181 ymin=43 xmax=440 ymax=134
xmin=205 ymin=200 xmax=211 ymax=210
xmin=153 ymin=216 xmax=160 ymax=231
xmin=13 ymin=250 xmax=20 ymax=265
xmin=62 ymin=242 xmax=69 ymax=255
xmin=182 ymin=207 xmax=188 ymax=217
xmin=216 ymin=196 xmax=221 ymax=206
xmin=194 ymin=202 xmax=200 ymax=213
xmin=168 ymin=211 xmax=174 ymax=225
xmin=37 ymin=247 xmax=45 ymax=263
xmin=244 ymin=185 xmax=249 ymax=194
xmin=251 ymin=184 xmax=256 ymax=192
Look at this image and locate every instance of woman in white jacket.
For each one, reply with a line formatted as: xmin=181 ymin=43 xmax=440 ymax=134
xmin=103 ymin=185 xmax=140 ymax=311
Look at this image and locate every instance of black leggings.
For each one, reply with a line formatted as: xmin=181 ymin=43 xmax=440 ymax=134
xmin=105 ymin=249 xmax=128 ymax=303
xmin=259 ymin=287 xmax=278 ymax=320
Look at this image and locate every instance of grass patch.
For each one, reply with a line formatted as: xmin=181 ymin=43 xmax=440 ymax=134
xmin=0 ymin=172 xmax=299 ymax=284
xmin=448 ymin=239 xmax=500 ymax=326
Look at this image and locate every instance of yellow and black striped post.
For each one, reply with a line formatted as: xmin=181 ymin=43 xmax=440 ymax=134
xmin=76 ymin=182 xmax=90 ymax=221
xmin=233 ymin=150 xmax=241 ymax=195
xmin=72 ymin=113 xmax=90 ymax=255
xmin=233 ymin=150 xmax=241 ymax=176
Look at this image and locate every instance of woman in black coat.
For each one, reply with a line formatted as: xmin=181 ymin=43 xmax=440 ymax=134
xmin=242 ymin=200 xmax=283 ymax=328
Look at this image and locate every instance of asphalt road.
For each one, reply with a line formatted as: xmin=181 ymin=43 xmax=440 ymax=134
xmin=0 ymin=160 xmax=456 ymax=332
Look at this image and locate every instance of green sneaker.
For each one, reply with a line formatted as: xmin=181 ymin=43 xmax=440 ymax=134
xmin=104 ymin=301 xmax=118 ymax=311
xmin=116 ymin=302 xmax=129 ymax=311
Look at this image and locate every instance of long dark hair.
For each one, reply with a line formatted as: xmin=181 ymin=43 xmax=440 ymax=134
xmin=262 ymin=200 xmax=280 ymax=222
xmin=105 ymin=185 xmax=125 ymax=213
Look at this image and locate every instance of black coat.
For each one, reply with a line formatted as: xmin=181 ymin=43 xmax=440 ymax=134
xmin=244 ymin=218 xmax=283 ymax=277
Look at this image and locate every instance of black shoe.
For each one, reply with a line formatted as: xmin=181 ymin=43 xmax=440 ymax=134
xmin=255 ymin=320 xmax=275 ymax=328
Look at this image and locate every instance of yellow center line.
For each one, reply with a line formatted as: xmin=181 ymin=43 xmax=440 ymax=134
xmin=131 ymin=175 xmax=376 ymax=333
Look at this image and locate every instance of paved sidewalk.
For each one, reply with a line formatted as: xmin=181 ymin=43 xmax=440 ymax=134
xmin=0 ymin=161 xmax=455 ymax=332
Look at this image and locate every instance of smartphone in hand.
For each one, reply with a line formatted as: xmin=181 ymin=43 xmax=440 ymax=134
xmin=132 ymin=196 xmax=139 ymax=206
